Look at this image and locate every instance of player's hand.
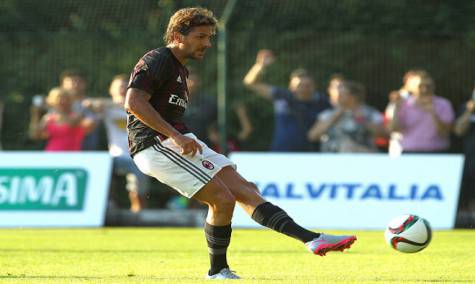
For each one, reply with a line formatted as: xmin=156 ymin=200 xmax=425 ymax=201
xmin=256 ymin=49 xmax=275 ymax=67
xmin=170 ymin=134 xmax=203 ymax=157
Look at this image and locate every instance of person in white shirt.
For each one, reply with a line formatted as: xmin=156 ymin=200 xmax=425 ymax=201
xmin=90 ymin=74 xmax=149 ymax=212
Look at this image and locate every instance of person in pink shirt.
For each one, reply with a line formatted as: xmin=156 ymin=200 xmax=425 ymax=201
xmin=389 ymin=71 xmax=454 ymax=153
xmin=29 ymin=87 xmax=94 ymax=151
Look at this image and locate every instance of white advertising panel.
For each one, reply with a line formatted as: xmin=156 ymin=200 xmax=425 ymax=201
xmin=230 ymin=153 xmax=464 ymax=230
xmin=0 ymin=152 xmax=112 ymax=227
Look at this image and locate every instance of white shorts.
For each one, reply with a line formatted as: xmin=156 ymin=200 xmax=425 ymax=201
xmin=133 ymin=133 xmax=236 ymax=198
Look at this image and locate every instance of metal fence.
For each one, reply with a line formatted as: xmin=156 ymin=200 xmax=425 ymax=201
xmin=1 ymin=0 xmax=474 ymax=151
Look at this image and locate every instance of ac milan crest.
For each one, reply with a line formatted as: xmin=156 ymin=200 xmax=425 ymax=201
xmin=202 ymin=160 xmax=214 ymax=170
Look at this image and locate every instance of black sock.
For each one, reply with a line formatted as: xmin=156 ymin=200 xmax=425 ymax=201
xmin=205 ymin=222 xmax=231 ymax=276
xmin=251 ymin=202 xmax=320 ymax=243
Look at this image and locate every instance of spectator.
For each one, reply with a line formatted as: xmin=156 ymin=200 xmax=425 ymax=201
xmin=389 ymin=71 xmax=455 ymax=153
xmin=29 ymin=87 xmax=94 ymax=151
xmin=60 ymin=70 xmax=101 ymax=150
xmin=385 ymin=70 xmax=419 ymax=156
xmin=385 ymin=70 xmax=419 ymax=120
xmin=308 ymin=80 xmax=386 ymax=152
xmin=87 ymin=74 xmax=149 ymax=213
xmin=184 ymin=68 xmax=253 ymax=152
xmin=207 ymin=122 xmax=240 ymax=154
xmin=243 ymin=49 xmax=331 ymax=152
xmin=233 ymin=102 xmax=253 ymax=144
xmin=207 ymin=102 xmax=253 ymax=154
xmin=183 ymin=68 xmax=217 ymax=145
xmin=454 ymin=89 xmax=475 ymax=211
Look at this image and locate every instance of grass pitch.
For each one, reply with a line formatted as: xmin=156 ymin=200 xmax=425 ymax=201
xmin=0 ymin=228 xmax=473 ymax=283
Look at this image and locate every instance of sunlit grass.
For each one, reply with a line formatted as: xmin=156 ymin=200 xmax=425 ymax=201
xmin=0 ymin=228 xmax=473 ymax=283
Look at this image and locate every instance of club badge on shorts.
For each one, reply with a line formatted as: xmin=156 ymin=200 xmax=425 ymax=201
xmin=202 ymin=160 xmax=214 ymax=170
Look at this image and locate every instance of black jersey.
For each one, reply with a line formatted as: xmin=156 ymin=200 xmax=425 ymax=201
xmin=127 ymin=47 xmax=190 ymax=156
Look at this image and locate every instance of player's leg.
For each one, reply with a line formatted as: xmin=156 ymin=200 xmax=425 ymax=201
xmin=216 ymin=166 xmax=320 ymax=242
xmin=193 ymin=177 xmax=235 ymax=225
xmin=192 ymin=178 xmax=238 ymax=278
xmin=216 ymin=166 xmax=356 ymax=255
xmin=134 ymin=136 xmax=239 ymax=279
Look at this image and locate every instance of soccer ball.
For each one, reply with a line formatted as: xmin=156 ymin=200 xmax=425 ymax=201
xmin=384 ymin=214 xmax=432 ymax=253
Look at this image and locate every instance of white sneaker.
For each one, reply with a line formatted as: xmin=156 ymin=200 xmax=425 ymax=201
xmin=206 ymin=268 xmax=240 ymax=279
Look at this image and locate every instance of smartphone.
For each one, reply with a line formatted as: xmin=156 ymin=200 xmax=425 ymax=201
xmin=472 ymin=89 xmax=475 ymax=101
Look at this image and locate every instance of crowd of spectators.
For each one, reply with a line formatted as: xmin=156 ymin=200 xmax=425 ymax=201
xmin=8 ymin=49 xmax=473 ymax=213
xmin=28 ymin=71 xmax=149 ymax=213
xmin=243 ymin=49 xmax=331 ymax=151
xmin=307 ymin=80 xmax=386 ymax=153
xmin=242 ymin=49 xmax=473 ymax=212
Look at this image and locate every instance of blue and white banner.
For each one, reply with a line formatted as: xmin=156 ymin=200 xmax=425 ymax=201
xmin=230 ymin=153 xmax=464 ymax=230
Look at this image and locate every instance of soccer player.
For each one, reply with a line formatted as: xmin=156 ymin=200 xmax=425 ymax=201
xmin=125 ymin=7 xmax=356 ymax=280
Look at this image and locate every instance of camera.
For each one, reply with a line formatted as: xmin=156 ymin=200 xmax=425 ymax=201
xmin=32 ymin=95 xmax=45 ymax=107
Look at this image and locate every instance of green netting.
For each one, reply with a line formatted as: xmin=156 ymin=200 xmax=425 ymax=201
xmin=1 ymin=0 xmax=474 ymax=150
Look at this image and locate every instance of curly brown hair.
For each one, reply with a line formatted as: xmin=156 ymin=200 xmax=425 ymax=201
xmin=164 ymin=7 xmax=217 ymax=44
